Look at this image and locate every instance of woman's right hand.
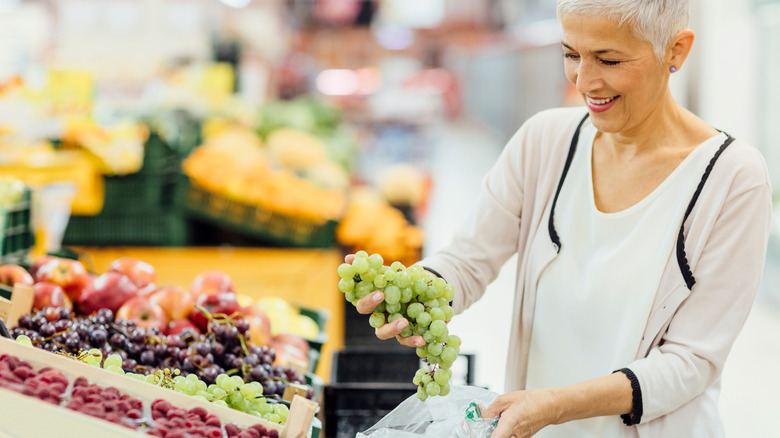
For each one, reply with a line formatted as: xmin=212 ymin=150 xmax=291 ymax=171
xmin=345 ymin=254 xmax=426 ymax=348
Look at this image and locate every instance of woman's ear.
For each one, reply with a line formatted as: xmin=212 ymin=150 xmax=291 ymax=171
xmin=668 ymin=30 xmax=695 ymax=70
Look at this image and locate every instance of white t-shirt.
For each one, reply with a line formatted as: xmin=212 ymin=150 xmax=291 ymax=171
xmin=526 ymin=122 xmax=727 ymax=438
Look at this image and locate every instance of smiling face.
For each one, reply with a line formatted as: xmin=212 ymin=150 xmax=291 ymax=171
xmin=561 ymin=14 xmax=672 ymax=136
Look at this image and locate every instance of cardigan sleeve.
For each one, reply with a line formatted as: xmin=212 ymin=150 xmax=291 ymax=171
xmin=419 ymin=119 xmax=528 ymax=314
xmin=625 ymin=146 xmax=772 ymax=423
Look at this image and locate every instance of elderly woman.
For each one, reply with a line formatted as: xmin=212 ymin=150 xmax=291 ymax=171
xmin=352 ymin=0 xmax=772 ymax=436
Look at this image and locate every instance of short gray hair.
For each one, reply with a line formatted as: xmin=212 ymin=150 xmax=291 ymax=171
xmin=557 ymin=0 xmax=689 ymax=60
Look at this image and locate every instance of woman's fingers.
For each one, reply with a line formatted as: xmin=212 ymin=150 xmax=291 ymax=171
xmin=396 ymin=334 xmax=426 ymax=348
xmin=356 ymin=291 xmax=384 ymax=314
xmin=375 ymin=317 xmax=410 ymax=340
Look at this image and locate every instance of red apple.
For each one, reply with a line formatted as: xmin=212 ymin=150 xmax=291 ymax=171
xmin=137 ymin=283 xmax=158 ymax=298
xmin=0 ymin=264 xmax=33 ymax=288
xmin=247 ymin=311 xmax=273 ymax=346
xmin=77 ymin=272 xmax=138 ymax=315
xmin=34 ymin=258 xmax=89 ymax=302
xmin=270 ymin=333 xmax=310 ymax=369
xmin=32 ymin=282 xmax=72 ymax=312
xmin=150 ymin=285 xmax=194 ymax=321
xmin=165 ymin=318 xmax=201 ymax=336
xmin=190 ymin=291 xmax=241 ymax=333
xmin=108 ymin=257 xmax=156 ymax=289
xmin=190 ymin=270 xmax=235 ymax=299
xmin=117 ymin=296 xmax=168 ymax=333
xmin=28 ymin=255 xmax=55 ymax=279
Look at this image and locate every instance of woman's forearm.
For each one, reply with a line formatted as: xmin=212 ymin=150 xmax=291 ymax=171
xmin=549 ymin=371 xmax=635 ymax=425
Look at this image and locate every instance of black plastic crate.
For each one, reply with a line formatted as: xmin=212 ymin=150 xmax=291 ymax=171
xmin=323 ymin=383 xmax=417 ymax=438
xmin=332 ymin=348 xmax=421 ymax=384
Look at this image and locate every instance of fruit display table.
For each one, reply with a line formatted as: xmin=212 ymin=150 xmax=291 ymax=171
xmin=71 ymin=247 xmax=344 ymax=384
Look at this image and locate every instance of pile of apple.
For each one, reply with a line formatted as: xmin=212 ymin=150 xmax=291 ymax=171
xmin=0 ymin=256 xmax=312 ymax=369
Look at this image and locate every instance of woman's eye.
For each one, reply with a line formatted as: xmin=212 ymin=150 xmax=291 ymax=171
xmin=600 ymin=59 xmax=621 ymax=66
xmin=563 ymin=53 xmax=580 ymax=60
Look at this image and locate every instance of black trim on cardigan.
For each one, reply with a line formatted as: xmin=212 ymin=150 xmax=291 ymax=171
xmin=676 ymin=133 xmax=735 ymax=289
xmin=548 ymin=119 xmax=734 ymax=289
xmin=614 ymin=368 xmax=643 ymax=426
xmin=548 ymin=113 xmax=590 ymax=252
xmin=420 ymin=266 xmax=444 ymax=280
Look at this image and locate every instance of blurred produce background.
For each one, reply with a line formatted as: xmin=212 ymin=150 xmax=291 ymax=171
xmin=0 ymin=1 xmax=779 ymax=437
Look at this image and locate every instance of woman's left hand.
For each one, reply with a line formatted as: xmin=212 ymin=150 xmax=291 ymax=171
xmin=482 ymin=388 xmax=560 ymax=438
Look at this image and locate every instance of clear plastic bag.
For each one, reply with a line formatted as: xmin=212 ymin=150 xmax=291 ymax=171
xmin=356 ymin=385 xmax=500 ymax=438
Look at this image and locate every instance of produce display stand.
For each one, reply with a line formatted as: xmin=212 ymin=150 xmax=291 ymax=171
xmin=0 ymin=187 xmax=33 ymax=259
xmin=175 ymin=177 xmax=338 ymax=249
xmin=0 ymin=337 xmax=319 ymax=438
xmin=71 ymin=247 xmax=344 ymax=384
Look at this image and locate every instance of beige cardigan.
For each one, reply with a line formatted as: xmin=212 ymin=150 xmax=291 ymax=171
xmin=421 ymin=107 xmax=772 ymax=436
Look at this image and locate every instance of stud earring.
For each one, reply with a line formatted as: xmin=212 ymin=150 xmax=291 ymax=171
xmin=670 ymin=66 xmax=677 ymax=73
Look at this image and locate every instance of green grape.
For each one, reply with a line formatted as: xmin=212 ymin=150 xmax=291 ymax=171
xmin=368 ymin=253 xmax=384 ymax=270
xmin=369 ymin=312 xmax=386 ymax=328
xmin=439 ymin=383 xmax=451 ymax=397
xmin=214 ymin=400 xmax=229 ymax=408
xmin=106 ymin=365 xmax=125 ymax=375
xmin=383 ymin=268 xmax=396 ymax=282
xmin=446 ymin=335 xmax=462 ymax=349
xmin=390 ymin=261 xmax=405 ymax=271
xmin=442 ymin=306 xmax=454 ymax=321
xmin=433 ymin=278 xmax=447 ymax=293
xmin=212 ymin=387 xmax=228 ymax=399
xmin=425 ymin=286 xmax=439 ymax=301
xmin=416 ymin=346 xmax=428 ymax=358
xmin=345 ymin=290 xmax=358 ymax=303
xmin=400 ymin=287 xmax=414 ymax=303
xmin=422 ymin=331 xmax=435 ymax=344
xmin=192 ymin=395 xmax=209 ymax=403
xmin=385 ymin=302 xmax=401 ymax=314
xmin=273 ymin=404 xmax=288 ymax=416
xmin=240 ymin=384 xmax=257 ymax=399
xmin=221 ymin=377 xmax=239 ymax=392
xmin=228 ymin=391 xmax=244 ymax=406
xmin=352 ymin=257 xmax=369 ymax=274
xmin=356 ymin=281 xmax=373 ymax=299
xmin=423 ymin=299 xmax=439 ymax=309
xmin=388 ymin=314 xmax=404 ymax=326
xmin=187 ymin=373 xmax=199 ymax=382
xmin=429 ymin=320 xmax=448 ymax=338
xmin=259 ymin=403 xmax=274 ymax=415
xmin=427 ymin=355 xmax=441 ymax=364
xmin=437 ymin=298 xmax=450 ymax=308
xmin=412 ymin=279 xmax=428 ymax=295
xmin=231 ymin=376 xmax=244 ymax=386
xmin=413 ymin=373 xmax=423 ymax=385
xmin=374 ymin=302 xmax=387 ymax=313
xmin=416 ymin=312 xmax=432 ymax=327
xmin=362 ymin=269 xmax=377 ymax=282
xmin=430 ymin=308 xmax=445 ymax=321
xmin=145 ymin=374 xmax=158 ymax=384
xmin=421 ymin=373 xmax=433 ymax=385
xmin=417 ymin=386 xmax=429 ymax=401
xmin=441 ymin=346 xmax=459 ymax=364
xmin=338 ymin=278 xmax=355 ymax=293
xmin=216 ymin=374 xmax=228 ymax=386
xmin=407 ymin=302 xmax=424 ymax=319
xmin=395 ymin=271 xmax=412 ymax=288
xmin=196 ymin=390 xmax=213 ymax=401
xmin=399 ymin=325 xmax=413 ymax=337
xmin=355 ymin=250 xmax=369 ymax=258
xmin=250 ymin=381 xmax=264 ymax=395
xmin=373 ymin=275 xmax=387 ymax=289
xmin=443 ymin=285 xmax=455 ymax=302
xmin=425 ymin=381 xmax=441 ymax=397
xmin=434 ymin=369 xmax=451 ymax=385
xmin=195 ymin=380 xmax=208 ymax=392
xmin=384 ymin=285 xmax=401 ymax=304
xmin=427 ymin=343 xmax=443 ymax=356
xmin=435 ymin=333 xmax=449 ymax=343
xmin=413 ymin=325 xmax=427 ymax=336
xmin=337 ymin=263 xmax=354 ymax=279
xmin=104 ymin=353 xmax=123 ymax=368
xmin=15 ymin=335 xmax=32 ymax=347
xmin=268 ymin=414 xmax=282 ymax=423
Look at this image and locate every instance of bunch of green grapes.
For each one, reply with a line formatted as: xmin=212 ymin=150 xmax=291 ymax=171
xmin=101 ymin=352 xmax=289 ymax=424
xmin=338 ymin=251 xmax=461 ymax=401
